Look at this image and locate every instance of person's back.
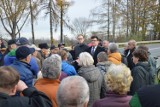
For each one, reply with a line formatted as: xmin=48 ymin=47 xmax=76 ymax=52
xmin=92 ymin=64 xmax=133 ymax=107
xmin=0 ymin=66 xmax=52 ymax=107
xmin=56 ymin=76 xmax=89 ymax=107
xmin=130 ymin=84 xmax=160 ymax=107
xmin=10 ymin=46 xmax=34 ymax=87
xmin=35 ymin=54 xmax=61 ymax=107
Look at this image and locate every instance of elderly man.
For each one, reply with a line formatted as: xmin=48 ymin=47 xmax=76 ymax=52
xmin=125 ymin=40 xmax=136 ymax=70
xmin=102 ymin=40 xmax=109 ymax=53
xmin=74 ymin=34 xmax=89 ymax=60
xmin=4 ymin=37 xmax=39 ymax=76
xmin=56 ymin=76 xmax=89 ymax=107
xmin=10 ymin=46 xmax=34 ymax=87
xmin=108 ymin=43 xmax=122 ymax=64
xmin=35 ymin=54 xmax=61 ymax=107
xmin=0 ymin=66 xmax=52 ymax=107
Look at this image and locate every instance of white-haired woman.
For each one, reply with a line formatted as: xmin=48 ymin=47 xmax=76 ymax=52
xmin=78 ymin=52 xmax=106 ymax=107
xmin=92 ymin=64 xmax=133 ymax=107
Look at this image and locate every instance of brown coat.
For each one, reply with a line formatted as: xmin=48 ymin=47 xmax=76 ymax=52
xmin=34 ymin=78 xmax=60 ymax=107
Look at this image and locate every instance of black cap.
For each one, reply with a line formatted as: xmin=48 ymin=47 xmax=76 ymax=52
xmin=8 ymin=39 xmax=16 ymax=45
xmin=16 ymin=46 xmax=32 ymax=60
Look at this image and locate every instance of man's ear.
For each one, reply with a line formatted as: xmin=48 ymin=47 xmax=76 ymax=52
xmin=9 ymin=85 xmax=17 ymax=96
xmin=83 ymin=101 xmax=88 ymax=107
xmin=26 ymin=55 xmax=31 ymax=63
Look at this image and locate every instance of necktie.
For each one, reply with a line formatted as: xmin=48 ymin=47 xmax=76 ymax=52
xmin=91 ymin=47 xmax=95 ymax=56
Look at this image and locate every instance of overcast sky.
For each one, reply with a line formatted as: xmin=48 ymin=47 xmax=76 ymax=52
xmin=14 ymin=0 xmax=100 ymax=40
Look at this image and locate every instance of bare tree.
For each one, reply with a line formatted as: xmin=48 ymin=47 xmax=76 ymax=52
xmin=0 ymin=0 xmax=30 ymax=39
xmin=71 ymin=17 xmax=91 ymax=38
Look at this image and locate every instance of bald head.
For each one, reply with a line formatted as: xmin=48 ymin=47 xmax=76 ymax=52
xmin=103 ymin=40 xmax=109 ymax=48
xmin=56 ymin=76 xmax=89 ymax=107
xmin=128 ymin=40 xmax=136 ymax=49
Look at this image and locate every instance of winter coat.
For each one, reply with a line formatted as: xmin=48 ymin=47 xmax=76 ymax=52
xmin=10 ymin=60 xmax=34 ymax=87
xmin=108 ymin=52 xmax=122 ymax=64
xmin=0 ymin=87 xmax=52 ymax=107
xmin=74 ymin=43 xmax=89 ymax=59
xmin=34 ymin=78 xmax=60 ymax=107
xmin=4 ymin=49 xmax=39 ymax=76
xmin=130 ymin=84 xmax=160 ymax=107
xmin=96 ymin=61 xmax=112 ymax=75
xmin=92 ymin=92 xmax=132 ymax=107
xmin=130 ymin=61 xmax=151 ymax=95
xmin=62 ymin=60 xmax=77 ymax=76
xmin=78 ymin=65 xmax=106 ymax=107
xmin=125 ymin=48 xmax=136 ymax=70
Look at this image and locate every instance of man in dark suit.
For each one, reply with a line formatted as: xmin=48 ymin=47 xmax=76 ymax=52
xmin=86 ymin=36 xmax=104 ymax=65
xmin=125 ymin=39 xmax=136 ymax=70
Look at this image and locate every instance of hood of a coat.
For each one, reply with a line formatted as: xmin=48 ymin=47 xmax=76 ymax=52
xmin=78 ymin=65 xmax=100 ymax=82
xmin=108 ymin=52 xmax=122 ymax=64
xmin=136 ymin=61 xmax=150 ymax=71
xmin=96 ymin=61 xmax=112 ymax=72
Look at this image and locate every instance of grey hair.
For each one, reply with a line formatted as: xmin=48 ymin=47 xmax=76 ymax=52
xmin=105 ymin=64 xmax=133 ymax=94
xmin=42 ymin=54 xmax=61 ymax=79
xmin=128 ymin=39 xmax=137 ymax=46
xmin=78 ymin=52 xmax=94 ymax=67
xmin=56 ymin=76 xmax=89 ymax=107
xmin=97 ymin=52 xmax=108 ymax=62
xmin=108 ymin=42 xmax=118 ymax=53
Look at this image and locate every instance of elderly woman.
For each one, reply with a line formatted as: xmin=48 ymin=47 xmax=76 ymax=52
xmin=78 ymin=52 xmax=106 ymax=107
xmin=34 ymin=54 xmax=61 ymax=107
xmin=130 ymin=49 xmax=152 ymax=95
xmin=92 ymin=64 xmax=133 ymax=107
xmin=108 ymin=43 xmax=122 ymax=64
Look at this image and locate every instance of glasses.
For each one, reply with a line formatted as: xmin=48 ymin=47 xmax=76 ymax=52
xmin=91 ymin=39 xmax=98 ymax=42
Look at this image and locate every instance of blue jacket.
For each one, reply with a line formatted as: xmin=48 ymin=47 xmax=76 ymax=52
xmin=4 ymin=51 xmax=39 ymax=76
xmin=10 ymin=60 xmax=34 ymax=87
xmin=62 ymin=61 xmax=77 ymax=76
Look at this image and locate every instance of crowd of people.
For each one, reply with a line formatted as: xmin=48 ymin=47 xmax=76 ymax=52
xmin=0 ymin=34 xmax=159 ymax=107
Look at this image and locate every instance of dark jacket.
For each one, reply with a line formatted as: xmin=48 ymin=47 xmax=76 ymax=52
xmin=125 ymin=48 xmax=135 ymax=70
xmin=78 ymin=65 xmax=106 ymax=107
xmin=92 ymin=92 xmax=132 ymax=107
xmin=74 ymin=43 xmax=89 ymax=59
xmin=10 ymin=61 xmax=34 ymax=87
xmin=130 ymin=85 xmax=160 ymax=107
xmin=130 ymin=62 xmax=151 ymax=95
xmin=96 ymin=61 xmax=112 ymax=75
xmin=0 ymin=87 xmax=52 ymax=107
xmin=86 ymin=46 xmax=105 ymax=65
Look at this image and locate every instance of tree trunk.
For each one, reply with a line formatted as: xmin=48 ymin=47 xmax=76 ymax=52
xmin=30 ymin=0 xmax=35 ymax=44
xmin=107 ymin=0 xmax=110 ymax=40
xmin=49 ymin=0 xmax=53 ymax=45
xmin=60 ymin=0 xmax=63 ymax=43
